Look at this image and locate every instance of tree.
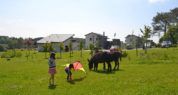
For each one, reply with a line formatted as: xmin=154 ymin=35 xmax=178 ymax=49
xmin=152 ymin=7 xmax=178 ymax=36
xmin=69 ymin=41 xmax=72 ymax=57
xmin=89 ymin=43 xmax=94 ymax=56
xmin=43 ymin=42 xmax=48 ymax=58
xmin=48 ymin=43 xmax=54 ymax=52
xmin=79 ymin=40 xmax=83 ymax=57
xmin=59 ymin=42 xmax=64 ymax=58
xmin=167 ymin=25 xmax=178 ymax=44
xmin=152 ymin=12 xmax=171 ymax=35
xmin=160 ymin=24 xmax=178 ymax=44
xmin=16 ymin=37 xmax=24 ymax=49
xmin=171 ymin=8 xmax=178 ymax=23
xmin=0 ymin=45 xmax=5 ymax=52
xmin=140 ymin=25 xmax=152 ymax=54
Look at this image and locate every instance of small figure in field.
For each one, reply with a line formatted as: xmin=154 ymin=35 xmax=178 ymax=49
xmin=48 ymin=52 xmax=56 ymax=86
xmin=65 ymin=64 xmax=74 ymax=81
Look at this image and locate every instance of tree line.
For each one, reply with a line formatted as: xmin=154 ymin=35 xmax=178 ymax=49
xmin=0 ymin=36 xmax=40 ymax=51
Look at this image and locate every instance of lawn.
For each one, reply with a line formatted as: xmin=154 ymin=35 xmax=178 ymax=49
xmin=0 ymin=48 xmax=178 ymax=95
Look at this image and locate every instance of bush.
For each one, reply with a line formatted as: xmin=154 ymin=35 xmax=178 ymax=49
xmin=16 ymin=52 xmax=22 ymax=57
xmin=122 ymin=51 xmax=128 ymax=57
xmin=1 ymin=51 xmax=14 ymax=58
xmin=0 ymin=45 xmax=5 ymax=52
xmin=1 ymin=50 xmax=22 ymax=58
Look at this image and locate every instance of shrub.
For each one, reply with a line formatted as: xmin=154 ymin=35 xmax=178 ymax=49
xmin=1 ymin=50 xmax=22 ymax=58
xmin=122 ymin=51 xmax=128 ymax=57
xmin=1 ymin=51 xmax=14 ymax=58
xmin=0 ymin=45 xmax=5 ymax=52
xmin=15 ymin=52 xmax=22 ymax=57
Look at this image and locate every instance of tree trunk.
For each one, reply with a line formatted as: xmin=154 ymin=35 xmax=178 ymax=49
xmin=145 ymin=41 xmax=147 ymax=54
xmin=164 ymin=23 xmax=167 ymax=35
xmin=45 ymin=52 xmax=47 ymax=58
xmin=80 ymin=49 xmax=83 ymax=57
xmin=60 ymin=51 xmax=62 ymax=58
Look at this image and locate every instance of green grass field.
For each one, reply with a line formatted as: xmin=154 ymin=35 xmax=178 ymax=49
xmin=0 ymin=48 xmax=178 ymax=95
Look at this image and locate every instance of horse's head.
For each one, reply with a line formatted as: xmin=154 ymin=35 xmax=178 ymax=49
xmin=87 ymin=59 xmax=93 ymax=71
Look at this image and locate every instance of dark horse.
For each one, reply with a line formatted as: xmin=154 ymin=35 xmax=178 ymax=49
xmin=88 ymin=51 xmax=122 ymax=72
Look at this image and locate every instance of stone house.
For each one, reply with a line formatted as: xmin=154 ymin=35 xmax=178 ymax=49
xmin=85 ymin=32 xmax=108 ymax=49
xmin=125 ymin=35 xmax=143 ymax=49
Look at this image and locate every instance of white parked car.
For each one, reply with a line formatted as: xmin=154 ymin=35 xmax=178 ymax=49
xmin=161 ymin=41 xmax=172 ymax=48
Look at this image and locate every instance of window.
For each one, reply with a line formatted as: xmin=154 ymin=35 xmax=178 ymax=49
xmin=90 ymin=38 xmax=92 ymax=41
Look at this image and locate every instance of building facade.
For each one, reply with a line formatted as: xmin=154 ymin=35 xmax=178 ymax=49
xmin=125 ymin=35 xmax=143 ymax=49
xmin=37 ymin=34 xmax=75 ymax=52
xmin=85 ymin=32 xmax=108 ymax=49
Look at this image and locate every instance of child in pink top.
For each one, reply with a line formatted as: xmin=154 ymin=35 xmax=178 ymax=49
xmin=48 ymin=52 xmax=56 ymax=86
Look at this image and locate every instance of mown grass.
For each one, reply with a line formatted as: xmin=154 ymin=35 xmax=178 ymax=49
xmin=0 ymin=48 xmax=178 ymax=95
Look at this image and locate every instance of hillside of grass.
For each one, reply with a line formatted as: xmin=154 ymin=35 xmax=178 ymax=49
xmin=0 ymin=48 xmax=178 ymax=95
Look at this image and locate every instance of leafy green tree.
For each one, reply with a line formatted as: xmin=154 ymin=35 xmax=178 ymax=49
xmin=140 ymin=25 xmax=152 ymax=54
xmin=43 ymin=42 xmax=48 ymax=58
xmin=167 ymin=25 xmax=178 ymax=44
xmin=152 ymin=12 xmax=171 ymax=35
xmin=79 ymin=40 xmax=83 ymax=57
xmin=59 ymin=42 xmax=64 ymax=58
xmin=69 ymin=41 xmax=72 ymax=57
xmin=48 ymin=43 xmax=54 ymax=52
xmin=171 ymin=8 xmax=178 ymax=23
xmin=160 ymin=24 xmax=178 ymax=44
xmin=152 ymin=7 xmax=178 ymax=36
xmin=0 ymin=45 xmax=5 ymax=52
xmin=89 ymin=43 xmax=94 ymax=56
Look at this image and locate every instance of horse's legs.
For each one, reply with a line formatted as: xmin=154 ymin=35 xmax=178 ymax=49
xmin=94 ymin=63 xmax=98 ymax=71
xmin=107 ymin=62 xmax=112 ymax=72
xmin=103 ymin=62 xmax=106 ymax=71
xmin=109 ymin=62 xmax=112 ymax=72
xmin=113 ymin=61 xmax=117 ymax=70
xmin=94 ymin=63 xmax=96 ymax=71
xmin=96 ymin=63 xmax=98 ymax=71
xmin=117 ymin=61 xmax=120 ymax=70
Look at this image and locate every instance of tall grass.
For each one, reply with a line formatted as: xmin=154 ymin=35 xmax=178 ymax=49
xmin=0 ymin=48 xmax=178 ymax=95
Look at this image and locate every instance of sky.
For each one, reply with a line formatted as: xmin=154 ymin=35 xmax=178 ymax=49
xmin=0 ymin=0 xmax=177 ymax=43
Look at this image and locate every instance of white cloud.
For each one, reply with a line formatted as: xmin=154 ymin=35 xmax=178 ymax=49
xmin=148 ymin=0 xmax=167 ymax=3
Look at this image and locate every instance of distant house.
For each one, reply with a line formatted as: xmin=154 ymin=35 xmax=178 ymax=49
xmin=111 ymin=39 xmax=121 ymax=48
xmin=125 ymin=35 xmax=143 ymax=49
xmin=71 ymin=38 xmax=85 ymax=50
xmin=33 ymin=37 xmax=43 ymax=48
xmin=37 ymin=34 xmax=74 ymax=52
xmin=85 ymin=32 xmax=108 ymax=49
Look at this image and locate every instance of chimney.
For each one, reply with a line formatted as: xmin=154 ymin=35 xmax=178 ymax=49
xmin=103 ymin=32 xmax=105 ymax=36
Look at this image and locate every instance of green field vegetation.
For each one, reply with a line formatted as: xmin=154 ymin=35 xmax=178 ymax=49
xmin=0 ymin=48 xmax=178 ymax=95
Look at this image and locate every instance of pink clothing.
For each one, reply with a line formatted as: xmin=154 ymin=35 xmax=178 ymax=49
xmin=48 ymin=67 xmax=56 ymax=74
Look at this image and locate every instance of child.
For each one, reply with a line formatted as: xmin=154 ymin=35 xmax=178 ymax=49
xmin=48 ymin=52 xmax=56 ymax=86
xmin=65 ymin=63 xmax=74 ymax=81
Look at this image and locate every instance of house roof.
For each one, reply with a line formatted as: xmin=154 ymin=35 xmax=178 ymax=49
xmin=125 ymin=35 xmax=138 ymax=38
xmin=85 ymin=32 xmax=108 ymax=38
xmin=37 ymin=34 xmax=74 ymax=43
xmin=85 ymin=32 xmax=103 ymax=36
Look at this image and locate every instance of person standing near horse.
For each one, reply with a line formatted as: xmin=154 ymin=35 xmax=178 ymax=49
xmin=48 ymin=52 xmax=56 ymax=86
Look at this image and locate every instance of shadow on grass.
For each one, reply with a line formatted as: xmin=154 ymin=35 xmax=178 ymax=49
xmin=92 ymin=69 xmax=124 ymax=74
xmin=48 ymin=85 xmax=57 ymax=89
xmin=67 ymin=76 xmax=86 ymax=85
xmin=114 ymin=69 xmax=124 ymax=71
